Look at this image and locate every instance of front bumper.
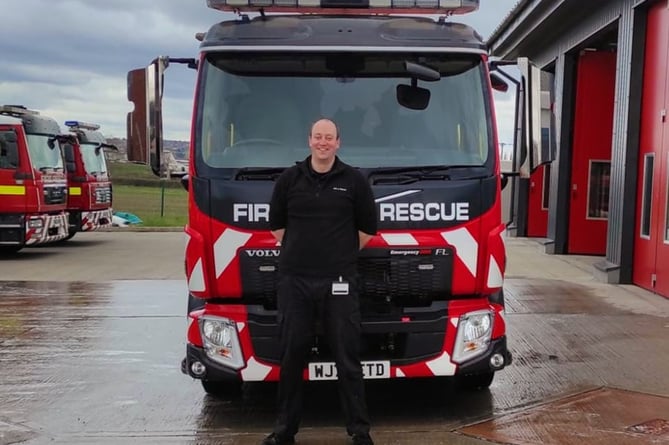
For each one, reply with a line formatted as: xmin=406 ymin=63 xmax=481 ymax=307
xmin=25 ymin=213 xmax=68 ymax=245
xmin=182 ymin=332 xmax=512 ymax=382
xmin=79 ymin=209 xmax=113 ymax=232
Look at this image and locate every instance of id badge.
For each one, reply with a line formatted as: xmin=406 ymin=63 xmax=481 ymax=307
xmin=332 ymin=277 xmax=349 ymax=296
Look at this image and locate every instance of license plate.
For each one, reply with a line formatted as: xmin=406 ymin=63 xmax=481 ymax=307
xmin=308 ymin=361 xmax=390 ymax=380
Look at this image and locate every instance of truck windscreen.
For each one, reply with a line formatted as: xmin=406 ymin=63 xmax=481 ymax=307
xmin=26 ymin=134 xmax=64 ymax=171
xmin=196 ymin=52 xmax=492 ymax=172
xmin=80 ymin=143 xmax=109 ymax=175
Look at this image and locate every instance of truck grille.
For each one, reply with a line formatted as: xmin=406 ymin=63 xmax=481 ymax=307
xmin=94 ymin=186 xmax=112 ymax=204
xmin=239 ymin=253 xmax=279 ymax=303
xmin=44 ymin=186 xmax=67 ymax=205
xmin=358 ymin=248 xmax=453 ymax=308
xmin=238 ymin=247 xmax=454 ymax=310
xmin=0 ymin=214 xmax=23 ymax=244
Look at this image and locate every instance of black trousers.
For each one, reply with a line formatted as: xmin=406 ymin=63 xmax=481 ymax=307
xmin=273 ymin=274 xmax=371 ymax=438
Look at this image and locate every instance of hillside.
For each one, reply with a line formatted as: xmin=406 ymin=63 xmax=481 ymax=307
xmin=106 ymin=138 xmax=188 ymax=160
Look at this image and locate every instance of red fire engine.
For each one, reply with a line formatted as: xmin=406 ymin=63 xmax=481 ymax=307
xmin=127 ymin=0 xmax=546 ymax=395
xmin=60 ymin=121 xmax=114 ymax=239
xmin=0 ymin=105 xmax=68 ymax=253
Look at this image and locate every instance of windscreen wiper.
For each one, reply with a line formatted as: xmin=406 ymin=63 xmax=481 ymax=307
xmin=368 ymin=165 xmax=488 ymax=184
xmin=234 ymin=167 xmax=286 ymax=181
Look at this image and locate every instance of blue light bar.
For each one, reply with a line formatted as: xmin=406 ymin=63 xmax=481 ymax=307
xmin=65 ymin=120 xmax=101 ymax=131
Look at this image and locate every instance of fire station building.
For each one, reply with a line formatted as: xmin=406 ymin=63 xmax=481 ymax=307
xmin=489 ymin=0 xmax=669 ymax=298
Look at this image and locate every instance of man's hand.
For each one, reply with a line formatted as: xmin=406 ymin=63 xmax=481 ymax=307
xmin=359 ymin=231 xmax=373 ymax=250
xmin=271 ymin=229 xmax=285 ymax=244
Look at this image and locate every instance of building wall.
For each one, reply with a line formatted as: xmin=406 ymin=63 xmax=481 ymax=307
xmin=489 ymin=0 xmax=651 ymax=284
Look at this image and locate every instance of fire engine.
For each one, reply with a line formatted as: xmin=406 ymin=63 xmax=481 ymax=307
xmin=60 ymin=121 xmax=114 ymax=239
xmin=0 ymin=105 xmax=68 ymax=253
xmin=127 ymin=0 xmax=546 ymax=395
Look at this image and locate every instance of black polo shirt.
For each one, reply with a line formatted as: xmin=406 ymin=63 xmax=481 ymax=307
xmin=269 ymin=156 xmax=377 ymax=278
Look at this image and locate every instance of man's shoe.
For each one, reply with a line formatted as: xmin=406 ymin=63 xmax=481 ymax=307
xmin=261 ymin=432 xmax=295 ymax=445
xmin=352 ymin=433 xmax=374 ymax=445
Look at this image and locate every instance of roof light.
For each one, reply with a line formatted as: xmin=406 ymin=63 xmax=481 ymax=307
xmin=64 ymin=120 xmax=101 ymax=131
xmin=207 ymin=0 xmax=478 ymax=14
xmin=0 ymin=105 xmax=39 ymax=116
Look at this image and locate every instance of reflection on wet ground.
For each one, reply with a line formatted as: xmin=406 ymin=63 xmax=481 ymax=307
xmin=0 ymin=278 xmax=667 ymax=444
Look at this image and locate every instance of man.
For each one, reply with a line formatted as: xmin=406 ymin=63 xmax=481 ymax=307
xmin=263 ymin=118 xmax=377 ymax=445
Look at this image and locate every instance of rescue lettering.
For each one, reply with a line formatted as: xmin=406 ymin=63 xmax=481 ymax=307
xmin=233 ymin=203 xmax=269 ymax=222
xmin=379 ymin=202 xmax=469 ymax=222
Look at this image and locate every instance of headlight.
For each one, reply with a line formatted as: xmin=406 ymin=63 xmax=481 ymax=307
xmin=452 ymin=310 xmax=494 ymax=364
xmin=28 ymin=218 xmax=44 ymax=229
xmin=200 ymin=316 xmax=244 ymax=370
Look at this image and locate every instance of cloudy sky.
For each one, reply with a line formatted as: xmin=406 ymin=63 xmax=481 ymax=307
xmin=0 ymin=0 xmax=518 ymax=141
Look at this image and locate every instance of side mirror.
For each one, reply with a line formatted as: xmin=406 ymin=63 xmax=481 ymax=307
xmin=518 ymin=57 xmax=544 ymax=176
xmin=490 ymin=72 xmax=509 ymax=92
xmin=492 ymin=58 xmax=548 ymax=178
xmin=95 ymin=143 xmax=119 ymax=156
xmin=397 ymin=84 xmax=430 ymax=110
xmin=180 ymin=174 xmax=189 ymax=192
xmin=127 ymin=57 xmax=167 ymax=177
xmin=127 ymin=57 xmax=195 ymax=178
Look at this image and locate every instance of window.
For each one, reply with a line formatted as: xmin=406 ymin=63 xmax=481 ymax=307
xmin=197 ymin=53 xmax=492 ymax=170
xmin=0 ymin=130 xmax=19 ymax=169
xmin=542 ymin=164 xmax=551 ymax=210
xmin=587 ymin=160 xmax=610 ymax=219
xmin=63 ymin=143 xmax=77 ymax=173
xmin=640 ymin=154 xmax=654 ymax=238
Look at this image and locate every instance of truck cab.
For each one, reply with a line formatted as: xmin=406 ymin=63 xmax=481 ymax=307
xmin=0 ymin=105 xmax=68 ymax=253
xmin=60 ymin=121 xmax=114 ymax=239
xmin=127 ymin=0 xmax=546 ymax=396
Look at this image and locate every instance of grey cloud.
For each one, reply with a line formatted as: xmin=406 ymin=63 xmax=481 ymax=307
xmin=1 ymin=0 xmax=518 ymax=140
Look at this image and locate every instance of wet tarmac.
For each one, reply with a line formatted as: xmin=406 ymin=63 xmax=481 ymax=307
xmin=0 ymin=233 xmax=668 ymax=444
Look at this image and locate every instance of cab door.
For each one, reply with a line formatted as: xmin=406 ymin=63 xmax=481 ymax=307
xmin=634 ymin=0 xmax=669 ymax=298
xmin=0 ymin=127 xmax=24 ymax=212
xmin=567 ymin=50 xmax=617 ymax=254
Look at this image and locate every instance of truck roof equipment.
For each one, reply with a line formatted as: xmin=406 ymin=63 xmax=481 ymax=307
xmin=64 ymin=121 xmax=101 ymax=131
xmin=0 ymin=105 xmax=40 ymax=117
xmin=206 ymin=0 xmax=479 ymax=14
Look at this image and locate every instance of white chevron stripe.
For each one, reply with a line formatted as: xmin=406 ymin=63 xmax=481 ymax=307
xmin=395 ymin=368 xmax=406 ymax=378
xmin=188 ymin=259 xmax=206 ymax=292
xmin=426 ymin=352 xmax=456 ymax=376
xmin=241 ymin=356 xmax=272 ymax=381
xmin=380 ymin=233 xmax=418 ymax=246
xmin=374 ymin=190 xmax=422 ymax=203
xmin=441 ymin=228 xmax=478 ymax=277
xmin=487 ymin=256 xmax=503 ymax=288
xmin=214 ymin=229 xmax=252 ymax=278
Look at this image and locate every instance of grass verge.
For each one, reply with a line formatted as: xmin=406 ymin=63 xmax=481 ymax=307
xmin=113 ymin=184 xmax=187 ymax=227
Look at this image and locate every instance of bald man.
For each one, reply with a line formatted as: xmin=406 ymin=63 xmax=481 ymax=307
xmin=264 ymin=119 xmax=377 ymax=445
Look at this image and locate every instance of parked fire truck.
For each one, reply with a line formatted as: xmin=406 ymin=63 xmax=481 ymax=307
xmin=60 ymin=121 xmax=114 ymax=239
xmin=127 ymin=0 xmax=546 ymax=395
xmin=0 ymin=105 xmax=68 ymax=253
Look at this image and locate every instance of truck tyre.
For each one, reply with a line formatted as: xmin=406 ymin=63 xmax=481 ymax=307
xmin=0 ymin=245 xmax=22 ymax=255
xmin=458 ymin=371 xmax=494 ymax=390
xmin=201 ymin=379 xmax=243 ymax=398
